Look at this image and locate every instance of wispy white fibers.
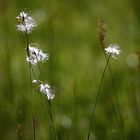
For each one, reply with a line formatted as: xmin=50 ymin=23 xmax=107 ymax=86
xmin=17 ymin=11 xmax=55 ymax=100
xmin=40 ymin=83 xmax=55 ymax=100
xmin=104 ymin=44 xmax=121 ymax=59
xmin=16 ymin=10 xmax=57 ymax=139
xmin=26 ymin=44 xmax=49 ymax=65
xmin=16 ymin=11 xmax=37 ymax=33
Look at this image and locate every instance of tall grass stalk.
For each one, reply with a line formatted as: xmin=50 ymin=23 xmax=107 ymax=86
xmin=103 ymin=50 xmax=126 ymax=140
xmin=107 ymin=64 xmax=126 ymax=140
xmin=17 ymin=11 xmax=58 ymax=139
xmin=25 ymin=30 xmax=36 ymax=140
xmin=29 ymin=64 xmax=36 ymax=140
xmin=37 ymin=61 xmax=58 ymax=140
xmin=29 ymin=63 xmax=56 ymax=139
xmin=48 ymin=100 xmax=58 ymax=140
xmin=98 ymin=19 xmax=126 ymax=140
xmin=87 ymin=54 xmax=111 ymax=140
xmin=25 ymin=30 xmax=58 ymax=140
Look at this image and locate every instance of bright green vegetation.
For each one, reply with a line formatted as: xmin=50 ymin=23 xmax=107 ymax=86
xmin=0 ymin=0 xmax=140 ymax=139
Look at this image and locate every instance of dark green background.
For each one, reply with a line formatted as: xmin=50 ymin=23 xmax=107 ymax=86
xmin=0 ymin=0 xmax=140 ymax=139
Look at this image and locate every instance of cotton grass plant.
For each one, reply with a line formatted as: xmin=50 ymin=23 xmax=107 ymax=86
xmin=98 ymin=19 xmax=126 ymax=140
xmin=87 ymin=44 xmax=121 ymax=140
xmin=16 ymin=11 xmax=57 ymax=140
xmin=16 ymin=10 xmax=124 ymax=140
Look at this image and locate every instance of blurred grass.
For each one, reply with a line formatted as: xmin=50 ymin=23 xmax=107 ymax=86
xmin=0 ymin=0 xmax=140 ymax=139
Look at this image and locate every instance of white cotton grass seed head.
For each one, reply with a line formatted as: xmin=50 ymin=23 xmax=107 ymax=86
xmin=26 ymin=44 xmax=49 ymax=65
xmin=104 ymin=44 xmax=121 ymax=59
xmin=16 ymin=11 xmax=37 ymax=33
xmin=40 ymin=83 xmax=55 ymax=100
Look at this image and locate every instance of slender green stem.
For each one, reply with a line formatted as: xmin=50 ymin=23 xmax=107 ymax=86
xmin=28 ymin=56 xmax=57 ymax=139
xmin=29 ymin=64 xmax=54 ymax=138
xmin=111 ymin=100 xmax=126 ymax=140
xmin=32 ymin=115 xmax=36 ymax=140
xmin=87 ymin=54 xmax=111 ymax=140
xmin=28 ymin=63 xmax=36 ymax=140
xmin=100 ymin=44 xmax=126 ymax=140
xmin=36 ymin=60 xmax=58 ymax=140
xmin=110 ymin=76 xmax=126 ymax=140
xmin=25 ymin=30 xmax=29 ymax=56
xmin=98 ymin=21 xmax=125 ymax=139
xmin=38 ymin=91 xmax=54 ymax=130
xmin=106 ymin=60 xmax=125 ymax=140
xmin=25 ymin=29 xmax=57 ymax=140
xmin=25 ymin=30 xmax=36 ymax=140
xmin=48 ymin=100 xmax=58 ymax=140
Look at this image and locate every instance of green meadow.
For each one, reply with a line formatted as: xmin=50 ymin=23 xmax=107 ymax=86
xmin=0 ymin=0 xmax=140 ymax=139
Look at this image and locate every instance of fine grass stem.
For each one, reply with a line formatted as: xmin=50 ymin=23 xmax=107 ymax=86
xmin=30 ymin=64 xmax=55 ymax=139
xmin=48 ymin=100 xmax=58 ymax=140
xmin=98 ymin=19 xmax=126 ymax=140
xmin=25 ymin=30 xmax=36 ymax=140
xmin=87 ymin=54 xmax=111 ymax=140
xmin=36 ymin=60 xmax=58 ymax=140
xmin=25 ymin=29 xmax=57 ymax=140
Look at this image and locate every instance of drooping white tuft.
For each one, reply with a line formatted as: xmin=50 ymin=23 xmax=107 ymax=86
xmin=26 ymin=44 xmax=49 ymax=65
xmin=40 ymin=83 xmax=55 ymax=100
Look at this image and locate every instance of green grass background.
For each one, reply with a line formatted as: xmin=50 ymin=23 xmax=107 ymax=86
xmin=0 ymin=0 xmax=140 ymax=139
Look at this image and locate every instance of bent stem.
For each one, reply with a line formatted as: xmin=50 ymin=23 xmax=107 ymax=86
xmin=107 ymin=65 xmax=126 ymax=140
xmin=37 ymin=59 xmax=58 ymax=140
xmin=25 ymin=30 xmax=36 ymax=140
xmin=98 ymin=31 xmax=126 ymax=139
xmin=30 ymin=63 xmax=55 ymax=139
xmin=87 ymin=54 xmax=111 ymax=140
xmin=29 ymin=63 xmax=36 ymax=140
xmin=104 ymin=53 xmax=125 ymax=140
xmin=48 ymin=100 xmax=58 ymax=140
xmin=98 ymin=20 xmax=126 ymax=139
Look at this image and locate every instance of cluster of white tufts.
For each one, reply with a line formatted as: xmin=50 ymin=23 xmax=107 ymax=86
xmin=32 ymin=80 xmax=54 ymax=100
xmin=104 ymin=44 xmax=121 ymax=59
xmin=17 ymin=11 xmax=54 ymax=100
xmin=16 ymin=11 xmax=37 ymax=33
xmin=26 ymin=45 xmax=49 ymax=65
xmin=17 ymin=11 xmax=121 ymax=101
xmin=40 ymin=83 xmax=55 ymax=100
